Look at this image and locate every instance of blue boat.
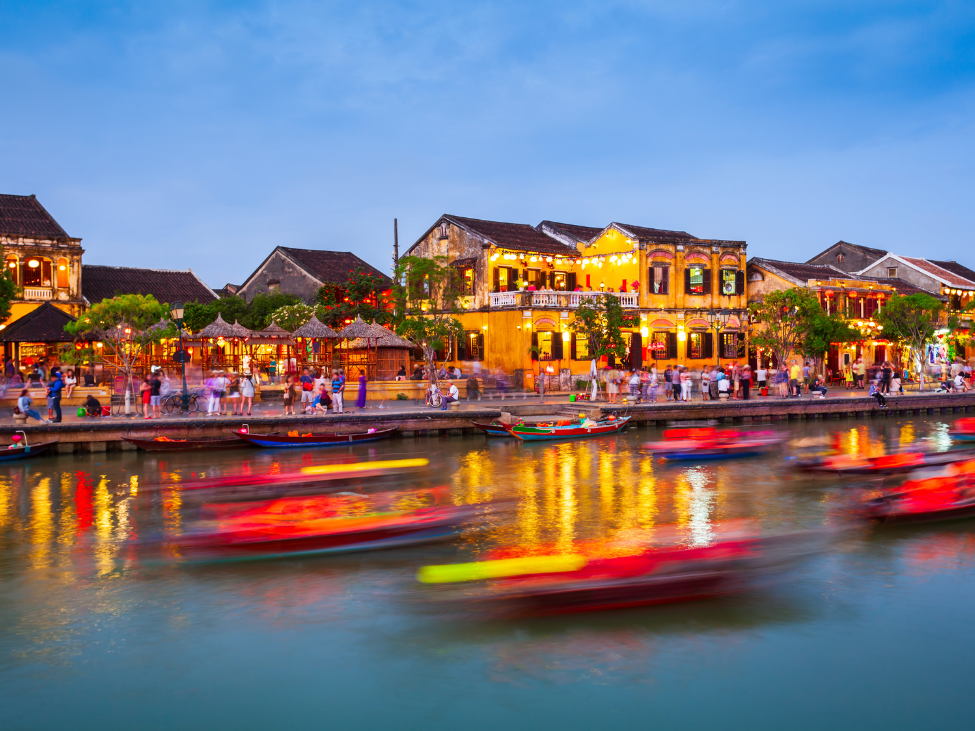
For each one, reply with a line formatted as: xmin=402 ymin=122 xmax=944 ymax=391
xmin=0 ymin=432 xmax=59 ymax=461
xmin=235 ymin=427 xmax=397 ymax=449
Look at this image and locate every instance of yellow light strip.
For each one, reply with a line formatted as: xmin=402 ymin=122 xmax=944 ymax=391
xmin=300 ymin=458 xmax=429 ymax=475
xmin=417 ymin=554 xmax=587 ymax=584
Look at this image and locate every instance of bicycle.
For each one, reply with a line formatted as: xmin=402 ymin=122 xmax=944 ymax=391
xmin=163 ymin=391 xmax=204 ymax=413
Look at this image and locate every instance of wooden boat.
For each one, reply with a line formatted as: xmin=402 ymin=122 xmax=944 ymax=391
xmin=509 ymin=416 xmax=631 ymax=442
xmin=159 ymin=489 xmax=480 ymax=563
xmin=471 ymin=421 xmax=513 ymax=437
xmin=123 ymin=435 xmax=253 ymax=452
xmin=644 ymin=428 xmax=785 ymax=461
xmin=863 ymin=460 xmax=975 ymax=525
xmin=235 ymin=426 xmax=398 ymax=448
xmin=0 ymin=438 xmax=59 ymax=461
xmin=795 ymin=447 xmax=975 ymax=475
xmin=949 ymin=417 xmax=975 ymax=441
xmin=418 ymin=528 xmax=820 ymax=617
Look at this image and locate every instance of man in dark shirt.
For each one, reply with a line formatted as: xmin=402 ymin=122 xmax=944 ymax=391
xmin=149 ymin=372 xmax=162 ymax=418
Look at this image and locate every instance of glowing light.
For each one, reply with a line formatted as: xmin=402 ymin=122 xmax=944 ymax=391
xmin=678 ymin=329 xmax=687 ymax=342
xmin=27 ymin=259 xmax=39 ymax=268
xmin=301 ymin=458 xmax=428 ymax=475
xmin=7 ymin=262 xmax=14 ymax=269
xmin=58 ymin=265 xmax=66 ymax=271
xmin=417 ymin=555 xmax=587 ymax=583
xmin=530 ymin=256 xmax=538 ymax=263
xmin=561 ymin=330 xmax=570 ymax=342
xmin=641 ymin=326 xmax=649 ymax=338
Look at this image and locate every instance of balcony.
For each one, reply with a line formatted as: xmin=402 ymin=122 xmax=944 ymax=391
xmin=23 ymin=288 xmax=53 ymax=300
xmin=488 ymin=290 xmax=639 ymax=309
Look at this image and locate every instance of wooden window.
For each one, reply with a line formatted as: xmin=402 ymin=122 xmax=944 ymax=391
xmin=649 ymin=265 xmax=669 ymax=294
xmin=887 ymin=267 xmax=897 ymax=278
xmin=684 ymin=267 xmax=711 ymax=295
xmin=531 ymin=331 xmax=561 ymax=361
xmin=722 ymin=333 xmax=738 ymax=359
xmin=461 ymin=331 xmax=484 ymax=360
xmin=571 ymin=332 xmax=589 ymax=360
xmin=4 ymin=256 xmax=17 ymax=285
xmin=460 ymin=268 xmax=475 ymax=296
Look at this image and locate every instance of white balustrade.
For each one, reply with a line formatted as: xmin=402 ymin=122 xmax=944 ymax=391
xmin=488 ymin=292 xmax=519 ymax=307
xmin=23 ymin=288 xmax=53 ymax=300
xmin=489 ymin=289 xmax=639 ymax=309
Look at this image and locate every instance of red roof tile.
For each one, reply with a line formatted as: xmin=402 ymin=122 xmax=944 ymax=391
xmin=900 ymin=257 xmax=975 ymax=287
xmin=279 ymin=248 xmax=392 ymax=286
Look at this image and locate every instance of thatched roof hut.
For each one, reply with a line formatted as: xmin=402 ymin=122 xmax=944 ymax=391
xmin=293 ymin=315 xmax=339 ymax=340
xmin=337 ymin=316 xmax=388 ymax=341
xmin=230 ymin=320 xmax=252 ymax=339
xmin=248 ymin=321 xmax=294 ymax=345
xmin=196 ymin=313 xmax=236 ymax=340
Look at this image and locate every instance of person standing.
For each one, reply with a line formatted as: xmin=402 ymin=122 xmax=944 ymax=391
xmin=855 ymin=358 xmax=866 ymax=389
xmin=605 ymin=365 xmax=618 ymax=404
xmin=331 ymin=369 xmax=344 ymax=414
xmin=680 ymin=367 xmax=692 ymax=402
xmin=140 ymin=375 xmax=152 ymax=419
xmin=673 ymin=366 xmax=683 ymax=402
xmin=240 ymin=373 xmax=255 ymax=416
xmin=298 ymin=367 xmax=315 ymax=414
xmin=789 ymin=361 xmax=802 ymax=397
xmin=356 ymin=369 xmax=367 ymax=409
xmin=48 ymin=369 xmax=64 ymax=423
xmin=740 ymin=365 xmax=752 ymax=400
xmin=211 ymin=371 xmax=228 ymax=415
xmin=881 ymin=361 xmax=893 ymax=395
xmin=663 ymin=365 xmax=673 ymax=401
xmin=282 ymin=375 xmax=296 ymax=416
xmin=149 ymin=369 xmax=162 ymax=418
xmin=466 ymin=375 xmax=481 ymax=401
xmin=227 ymin=372 xmax=241 ymax=415
xmin=732 ymin=363 xmax=741 ymax=400
xmin=756 ymin=364 xmax=767 ymax=396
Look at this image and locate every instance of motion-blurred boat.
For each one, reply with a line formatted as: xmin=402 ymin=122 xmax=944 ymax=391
xmin=509 ymin=416 xmax=630 ymax=442
xmin=863 ymin=460 xmax=975 ymax=525
xmin=162 ymin=488 xmax=480 ymax=562
xmin=235 ymin=426 xmax=398 ymax=448
xmin=418 ymin=527 xmax=820 ymax=616
xmin=949 ymin=417 xmax=975 ymax=442
xmin=123 ymin=435 xmax=253 ymax=452
xmin=796 ymin=448 xmax=975 ymax=475
xmin=471 ymin=421 xmax=513 ymax=436
xmin=644 ymin=427 xmax=784 ymax=461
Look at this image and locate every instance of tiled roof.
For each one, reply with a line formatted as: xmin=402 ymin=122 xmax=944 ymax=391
xmin=279 ymin=248 xmax=392 ymax=286
xmin=806 ymin=240 xmax=887 ymax=264
xmin=749 ymin=257 xmax=843 ymax=283
xmin=900 ymin=257 xmax=975 ymax=287
xmin=538 ymin=221 xmax=606 ymax=245
xmin=446 ymin=215 xmax=577 ymax=255
xmin=0 ymin=302 xmax=76 ymax=343
xmin=614 ymin=223 xmax=698 ymax=242
xmin=862 ymin=277 xmax=942 ymax=297
xmin=0 ymin=194 xmax=70 ymax=238
xmin=83 ymin=265 xmax=218 ymax=305
xmin=930 ymin=260 xmax=975 ymax=285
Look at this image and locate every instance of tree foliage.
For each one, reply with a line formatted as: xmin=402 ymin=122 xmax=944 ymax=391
xmin=876 ymin=292 xmax=953 ymax=390
xmin=800 ymin=309 xmax=860 ymax=369
xmin=316 ymin=268 xmax=393 ymax=328
xmin=182 ymin=292 xmax=301 ymax=333
xmin=64 ymin=294 xmax=170 ymax=398
xmin=0 ymin=266 xmax=18 ymax=322
xmin=749 ymin=288 xmax=823 ymax=368
xmin=569 ymin=295 xmax=639 ymax=362
xmin=270 ymin=303 xmax=315 ymax=332
xmin=393 ymin=255 xmax=464 ymax=385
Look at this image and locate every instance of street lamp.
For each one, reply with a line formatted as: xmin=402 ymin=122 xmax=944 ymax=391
xmin=170 ymin=301 xmax=190 ymax=413
xmin=706 ymin=309 xmax=732 ymax=365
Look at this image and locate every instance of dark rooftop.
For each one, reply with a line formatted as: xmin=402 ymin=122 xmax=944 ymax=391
xmin=614 ymin=222 xmax=698 ymax=242
xmin=806 ymin=240 xmax=888 ymax=264
xmin=278 ymin=248 xmax=392 ymax=286
xmin=446 ymin=215 xmax=577 ymax=255
xmin=83 ymin=265 xmax=218 ymax=305
xmin=538 ymin=221 xmax=606 ymax=245
xmin=0 ymin=194 xmax=71 ymax=239
xmin=749 ymin=257 xmax=844 ymax=283
xmin=0 ymin=302 xmax=76 ymax=343
xmin=930 ymin=260 xmax=975 ymax=285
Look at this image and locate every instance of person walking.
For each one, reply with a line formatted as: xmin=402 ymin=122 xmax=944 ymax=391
xmin=331 ymin=369 xmax=344 ymax=414
xmin=466 ymin=375 xmax=481 ymax=401
xmin=355 ymin=369 xmax=367 ymax=409
xmin=298 ymin=367 xmax=315 ymax=414
xmin=628 ymin=369 xmax=641 ymax=402
xmin=48 ymin=371 xmax=64 ymax=423
xmin=210 ymin=371 xmax=228 ymax=415
xmin=855 ymin=358 xmax=866 ymax=389
xmin=741 ymin=365 xmax=752 ymax=400
xmin=789 ymin=361 xmax=802 ymax=397
xmin=282 ymin=375 xmax=296 ymax=416
xmin=227 ymin=372 xmax=241 ymax=415
xmin=240 ymin=373 xmax=255 ymax=416
xmin=647 ymin=367 xmax=659 ymax=403
xmin=777 ymin=365 xmax=789 ymax=398
xmin=149 ymin=369 xmax=162 ymax=418
xmin=17 ymin=388 xmax=46 ymax=422
xmin=606 ymin=366 xmax=618 ymax=404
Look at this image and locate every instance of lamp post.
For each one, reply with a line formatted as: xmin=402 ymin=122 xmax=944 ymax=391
xmin=170 ymin=301 xmax=190 ymax=413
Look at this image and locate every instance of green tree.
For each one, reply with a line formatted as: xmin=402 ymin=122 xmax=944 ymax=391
xmin=182 ymin=295 xmax=250 ymax=333
xmin=569 ymin=294 xmax=639 ymax=362
xmin=800 ymin=310 xmax=859 ymax=375
xmin=241 ymin=292 xmax=302 ymax=330
xmin=393 ymin=255 xmax=464 ymax=387
xmin=0 ymin=265 xmax=18 ymax=322
xmin=64 ymin=294 xmax=170 ymax=410
xmin=876 ymin=292 xmax=953 ymax=390
xmin=749 ymin=288 xmax=823 ymax=370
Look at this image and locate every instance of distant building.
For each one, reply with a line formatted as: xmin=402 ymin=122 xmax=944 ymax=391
xmin=82 ymin=265 xmax=217 ymax=306
xmin=237 ymin=246 xmax=391 ymax=304
xmin=0 ymin=194 xmax=85 ymax=325
xmin=856 ymin=255 xmax=975 ymax=314
xmin=215 ymin=283 xmax=240 ymax=298
xmin=806 ymin=241 xmax=887 ymax=274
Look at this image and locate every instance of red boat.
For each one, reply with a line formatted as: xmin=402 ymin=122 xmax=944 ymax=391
xmin=949 ymin=417 xmax=975 ymax=442
xmin=418 ymin=527 xmax=819 ymax=616
xmin=123 ymin=435 xmax=253 ymax=452
xmin=796 ymin=447 xmax=975 ymax=475
xmin=161 ymin=488 xmax=480 ymax=563
xmin=644 ymin=428 xmax=785 ymax=461
xmin=863 ymin=460 xmax=975 ymax=525
xmin=235 ymin=427 xmax=397 ymax=448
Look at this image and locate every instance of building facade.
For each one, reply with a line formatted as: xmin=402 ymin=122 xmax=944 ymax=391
xmin=404 ymin=214 xmax=749 ymax=383
xmin=806 ymin=240 xmax=887 ymax=275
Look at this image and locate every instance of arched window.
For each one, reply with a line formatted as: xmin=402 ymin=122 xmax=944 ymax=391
xmin=56 ymin=258 xmax=69 ymax=289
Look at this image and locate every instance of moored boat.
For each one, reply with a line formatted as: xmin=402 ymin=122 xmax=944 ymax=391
xmin=796 ymin=447 xmax=975 ymax=475
xmin=0 ymin=435 xmax=59 ymax=462
xmin=235 ymin=426 xmax=398 ymax=448
xmin=471 ymin=421 xmax=513 ymax=437
xmin=949 ymin=417 xmax=975 ymax=442
xmin=509 ymin=416 xmax=630 ymax=442
xmin=123 ymin=435 xmax=253 ymax=452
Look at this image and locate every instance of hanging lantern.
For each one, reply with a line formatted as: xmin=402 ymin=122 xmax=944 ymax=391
xmin=824 ymin=290 xmax=834 ymax=297
xmin=848 ymin=291 xmax=858 ymax=298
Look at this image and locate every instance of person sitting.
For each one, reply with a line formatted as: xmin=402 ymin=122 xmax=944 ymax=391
xmin=440 ymin=381 xmax=460 ymax=410
xmin=312 ymin=383 xmax=332 ymax=414
xmin=410 ymin=366 xmax=424 ymax=381
xmin=954 ymin=373 xmax=969 ymax=392
xmin=466 ymin=376 xmax=481 ymax=401
xmin=84 ymin=394 xmax=102 ymax=417
xmin=869 ymin=379 xmax=888 ymax=408
xmin=810 ymin=374 xmax=828 ymax=398
xmin=83 ymin=370 xmax=96 ymax=386
xmin=395 ymin=365 xmax=407 ymax=381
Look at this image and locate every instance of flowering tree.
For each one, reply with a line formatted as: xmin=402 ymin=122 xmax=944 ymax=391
xmin=749 ymin=288 xmax=822 ymax=369
xmin=270 ymin=303 xmax=315 ymax=332
xmin=64 ymin=294 xmax=170 ymax=411
xmin=317 ymin=268 xmax=393 ymax=328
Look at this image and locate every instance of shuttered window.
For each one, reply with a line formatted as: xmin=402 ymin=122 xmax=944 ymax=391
xmin=684 ymin=267 xmax=711 ymax=295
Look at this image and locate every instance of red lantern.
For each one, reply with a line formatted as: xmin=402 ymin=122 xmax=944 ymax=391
xmin=848 ymin=291 xmax=858 ymax=298
xmin=877 ymin=292 xmax=885 ymax=299
xmin=824 ymin=290 xmax=834 ymax=297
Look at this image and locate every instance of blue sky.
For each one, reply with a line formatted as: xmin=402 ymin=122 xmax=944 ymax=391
xmin=2 ymin=0 xmax=975 ymax=287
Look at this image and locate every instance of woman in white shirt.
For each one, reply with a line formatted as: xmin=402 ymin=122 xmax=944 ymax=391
xmin=63 ymin=369 xmax=77 ymax=397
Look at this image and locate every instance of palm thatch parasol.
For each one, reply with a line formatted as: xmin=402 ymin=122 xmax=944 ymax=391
xmin=292 ymin=315 xmax=340 ymax=339
xmin=229 ymin=320 xmax=252 ymax=338
xmin=196 ymin=313 xmax=237 ymax=339
xmin=336 ymin=316 xmax=389 ymax=341
xmin=247 ymin=320 xmax=294 ymax=345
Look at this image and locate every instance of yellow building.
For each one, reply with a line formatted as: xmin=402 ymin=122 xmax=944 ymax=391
xmin=0 ymin=194 xmax=85 ymax=363
xmin=404 ymin=215 xmax=749 ymax=386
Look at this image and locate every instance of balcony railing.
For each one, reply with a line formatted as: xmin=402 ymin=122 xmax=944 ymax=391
xmin=488 ymin=290 xmax=639 ymax=309
xmin=23 ymin=288 xmax=53 ymax=300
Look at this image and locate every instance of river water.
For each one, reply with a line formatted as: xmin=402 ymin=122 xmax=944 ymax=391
xmin=2 ymin=417 xmax=974 ymax=730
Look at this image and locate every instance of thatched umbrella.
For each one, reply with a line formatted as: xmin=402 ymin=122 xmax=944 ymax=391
xmin=293 ymin=315 xmax=339 ymax=339
xmin=196 ymin=313 xmax=236 ymax=339
xmin=246 ymin=321 xmax=296 ymax=379
xmin=336 ymin=316 xmax=388 ymax=340
xmin=293 ymin=315 xmax=340 ymax=370
xmin=229 ymin=319 xmax=252 ymax=339
xmin=337 ymin=317 xmax=390 ymax=380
